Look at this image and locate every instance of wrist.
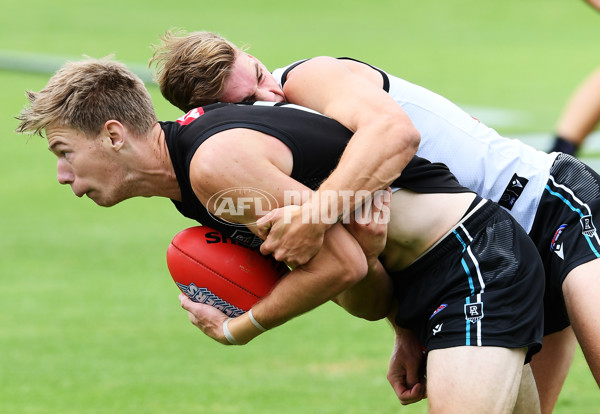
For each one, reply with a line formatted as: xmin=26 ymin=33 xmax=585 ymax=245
xmin=222 ymin=318 xmax=240 ymax=345
xmin=223 ymin=309 xmax=268 ymax=345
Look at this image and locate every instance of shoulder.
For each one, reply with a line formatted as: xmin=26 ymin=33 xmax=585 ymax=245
xmin=284 ymin=57 xmax=381 ymax=83
xmin=190 ymin=128 xmax=293 ymax=180
xmin=285 ymin=56 xmax=346 ymax=80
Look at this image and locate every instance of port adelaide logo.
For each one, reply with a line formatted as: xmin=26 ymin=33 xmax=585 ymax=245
xmin=464 ymin=302 xmax=484 ymax=324
xmin=580 ymin=215 xmax=596 ymax=237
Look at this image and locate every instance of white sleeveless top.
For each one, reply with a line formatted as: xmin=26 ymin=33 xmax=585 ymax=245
xmin=273 ymin=60 xmax=557 ymax=233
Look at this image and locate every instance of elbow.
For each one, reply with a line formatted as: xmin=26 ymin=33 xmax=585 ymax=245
xmin=359 ymin=308 xmax=391 ymax=322
xmin=352 ymin=278 xmax=393 ymax=321
xmin=389 ymin=118 xmax=420 ymax=160
xmin=347 ymin=252 xmax=369 ymax=286
xmin=334 ymin=280 xmax=393 ymax=322
xmin=405 ymin=124 xmax=421 ymax=155
xmin=365 ymin=111 xmax=420 ymax=179
xmin=377 ymin=109 xmax=421 ymax=156
xmin=329 ymin=254 xmax=395 ymax=321
xmin=351 ymin=297 xmax=392 ymax=321
xmin=334 ymin=250 xmax=369 ymax=293
xmin=334 ymin=258 xmax=394 ymax=321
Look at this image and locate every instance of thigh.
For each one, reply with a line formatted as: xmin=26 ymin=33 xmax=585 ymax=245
xmin=513 ymin=364 xmax=541 ymax=414
xmin=563 ymin=258 xmax=600 ymax=385
xmin=529 ymin=327 xmax=576 ymax=414
xmin=426 ymin=346 xmax=525 ymax=414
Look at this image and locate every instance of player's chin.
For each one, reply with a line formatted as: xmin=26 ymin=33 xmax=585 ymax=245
xmin=88 ymin=191 xmax=125 ymax=207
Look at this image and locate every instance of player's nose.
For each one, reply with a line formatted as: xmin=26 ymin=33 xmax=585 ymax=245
xmin=57 ymin=159 xmax=74 ymax=185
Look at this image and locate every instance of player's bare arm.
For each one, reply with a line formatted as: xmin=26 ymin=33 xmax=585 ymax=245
xmin=184 ymin=128 xmax=374 ymax=344
xmin=386 ymin=318 xmax=427 ymax=405
xmin=585 ymin=0 xmax=600 ymax=12
xmin=256 ymin=57 xmax=420 ymax=267
xmin=334 ymin=188 xmax=394 ymax=321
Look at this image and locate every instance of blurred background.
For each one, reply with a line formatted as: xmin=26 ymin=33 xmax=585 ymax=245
xmin=1 ymin=1 xmax=599 ymax=412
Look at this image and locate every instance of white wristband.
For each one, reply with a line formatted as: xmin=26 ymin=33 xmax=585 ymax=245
xmin=222 ymin=318 xmax=240 ymax=345
xmin=248 ymin=309 xmax=267 ymax=332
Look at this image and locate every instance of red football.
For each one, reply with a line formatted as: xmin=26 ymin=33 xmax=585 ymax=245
xmin=167 ymin=226 xmax=289 ymax=317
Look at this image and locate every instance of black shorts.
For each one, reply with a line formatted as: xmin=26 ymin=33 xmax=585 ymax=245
xmin=391 ymin=198 xmax=545 ymax=363
xmin=529 ymin=153 xmax=600 ymax=335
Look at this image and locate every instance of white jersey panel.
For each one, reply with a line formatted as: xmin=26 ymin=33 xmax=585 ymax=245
xmin=387 ymin=74 xmax=556 ymax=232
xmin=273 ymin=61 xmax=556 ymax=233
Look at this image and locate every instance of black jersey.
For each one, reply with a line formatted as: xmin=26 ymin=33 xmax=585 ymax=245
xmin=163 ymin=102 xmax=472 ymax=247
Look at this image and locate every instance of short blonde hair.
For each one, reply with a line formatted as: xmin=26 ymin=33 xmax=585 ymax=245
xmin=150 ymin=30 xmax=240 ymax=112
xmin=16 ymin=57 xmax=157 ymax=138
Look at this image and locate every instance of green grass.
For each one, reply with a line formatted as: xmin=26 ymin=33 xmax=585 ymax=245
xmin=1 ymin=0 xmax=599 ymax=413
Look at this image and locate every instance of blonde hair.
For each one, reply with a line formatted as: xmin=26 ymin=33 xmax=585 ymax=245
xmin=16 ymin=57 xmax=157 ymax=138
xmin=150 ymin=30 xmax=240 ymax=112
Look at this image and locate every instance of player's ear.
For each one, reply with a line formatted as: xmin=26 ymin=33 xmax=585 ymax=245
xmin=103 ymin=120 xmax=126 ymax=151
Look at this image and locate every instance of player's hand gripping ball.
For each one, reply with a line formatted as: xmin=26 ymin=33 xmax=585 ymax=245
xmin=167 ymin=226 xmax=289 ymax=317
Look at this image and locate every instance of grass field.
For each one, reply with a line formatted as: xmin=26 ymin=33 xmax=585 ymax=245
xmin=1 ymin=1 xmax=599 ymax=413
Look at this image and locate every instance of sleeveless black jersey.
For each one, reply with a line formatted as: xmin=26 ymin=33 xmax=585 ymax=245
xmin=163 ymin=102 xmax=472 ymax=247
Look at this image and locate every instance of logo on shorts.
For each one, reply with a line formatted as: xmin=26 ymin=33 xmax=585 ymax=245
xmin=464 ymin=302 xmax=484 ymax=324
xmin=430 ymin=303 xmax=448 ymax=320
xmin=553 ymin=243 xmax=564 ymax=260
xmin=550 ymin=224 xmax=567 ymax=259
xmin=433 ymin=323 xmax=443 ymax=336
xmin=580 ymin=215 xmax=596 ymax=237
xmin=498 ymin=174 xmax=529 ymax=210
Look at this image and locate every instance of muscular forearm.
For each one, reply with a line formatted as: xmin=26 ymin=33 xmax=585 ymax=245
xmin=189 ymin=130 xmax=371 ymax=345
xmin=313 ymin=121 xmax=418 ymax=223
xmin=228 ymin=223 xmax=368 ymax=342
xmin=284 ymin=56 xmax=420 ymax=225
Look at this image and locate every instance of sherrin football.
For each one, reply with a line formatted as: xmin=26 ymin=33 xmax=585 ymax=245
xmin=167 ymin=226 xmax=289 ymax=317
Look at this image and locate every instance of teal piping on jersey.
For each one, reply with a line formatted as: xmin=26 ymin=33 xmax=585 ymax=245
xmin=544 ymin=183 xmax=600 ymax=258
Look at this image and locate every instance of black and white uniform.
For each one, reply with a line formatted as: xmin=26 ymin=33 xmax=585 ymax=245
xmin=163 ymin=102 xmax=544 ymax=361
xmin=391 ymin=198 xmax=543 ymax=361
xmin=274 ymin=59 xmax=600 ymax=334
